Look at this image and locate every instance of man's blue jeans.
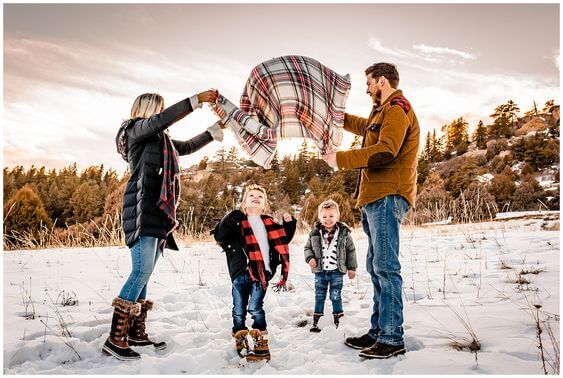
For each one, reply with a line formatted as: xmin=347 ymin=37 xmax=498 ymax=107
xmin=232 ymin=271 xmax=267 ymax=333
xmin=314 ymin=270 xmax=344 ymax=314
xmin=119 ymin=236 xmax=161 ymax=302
xmin=361 ymin=195 xmax=410 ymax=346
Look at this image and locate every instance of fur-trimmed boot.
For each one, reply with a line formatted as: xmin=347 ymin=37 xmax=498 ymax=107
xmin=128 ymin=299 xmax=167 ymax=351
xmin=102 ymin=297 xmax=142 ymax=361
xmin=246 ymin=329 xmax=271 ymax=362
xmin=233 ymin=329 xmax=249 ymax=357
xmin=333 ymin=312 xmax=344 ymax=329
xmin=310 ymin=313 xmax=322 ymax=333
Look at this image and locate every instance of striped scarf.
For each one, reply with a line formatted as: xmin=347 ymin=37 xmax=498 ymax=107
xmin=241 ymin=216 xmax=290 ymax=290
xmin=157 ymin=133 xmax=180 ymax=234
xmin=212 ymin=55 xmax=350 ymax=168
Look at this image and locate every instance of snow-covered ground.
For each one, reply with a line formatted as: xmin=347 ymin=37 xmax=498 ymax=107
xmin=3 ymin=217 xmax=560 ymax=374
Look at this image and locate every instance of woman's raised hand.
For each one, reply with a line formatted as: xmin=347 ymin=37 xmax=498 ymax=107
xmin=197 ymin=89 xmax=219 ymax=104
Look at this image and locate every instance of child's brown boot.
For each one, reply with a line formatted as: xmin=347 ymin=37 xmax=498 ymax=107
xmin=233 ymin=329 xmax=249 ymax=357
xmin=246 ymin=329 xmax=270 ymax=361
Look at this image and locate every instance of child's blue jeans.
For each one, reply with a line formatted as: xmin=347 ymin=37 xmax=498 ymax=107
xmin=231 ymin=271 xmax=268 ymax=333
xmin=314 ymin=270 xmax=344 ymax=314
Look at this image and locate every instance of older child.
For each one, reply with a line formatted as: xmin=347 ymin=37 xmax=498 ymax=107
xmin=304 ymin=199 xmax=357 ymax=332
xmin=213 ymin=184 xmax=296 ymax=361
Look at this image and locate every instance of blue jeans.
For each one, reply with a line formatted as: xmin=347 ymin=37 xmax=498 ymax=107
xmin=361 ymin=195 xmax=410 ymax=346
xmin=232 ymin=271 xmax=267 ymax=333
xmin=119 ymin=236 xmax=161 ymax=302
xmin=314 ymin=270 xmax=344 ymax=314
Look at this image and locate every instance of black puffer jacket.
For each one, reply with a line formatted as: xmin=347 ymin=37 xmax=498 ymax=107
xmin=120 ymin=97 xmax=213 ymax=250
xmin=212 ymin=210 xmax=297 ymax=282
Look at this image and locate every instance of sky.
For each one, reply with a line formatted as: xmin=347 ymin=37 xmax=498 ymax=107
xmin=3 ymin=3 xmax=560 ymax=174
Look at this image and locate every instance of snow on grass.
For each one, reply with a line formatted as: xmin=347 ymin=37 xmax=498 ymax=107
xmin=3 ymin=218 xmax=560 ymax=374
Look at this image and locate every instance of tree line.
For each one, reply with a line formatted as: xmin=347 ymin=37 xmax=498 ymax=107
xmin=3 ymin=99 xmax=559 ymax=249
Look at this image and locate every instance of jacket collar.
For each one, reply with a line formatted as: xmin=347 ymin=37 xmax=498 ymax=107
xmin=376 ymin=89 xmax=403 ymax=112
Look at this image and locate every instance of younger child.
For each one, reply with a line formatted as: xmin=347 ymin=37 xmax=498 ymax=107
xmin=213 ymin=184 xmax=296 ymax=361
xmin=304 ymin=199 xmax=357 ymax=332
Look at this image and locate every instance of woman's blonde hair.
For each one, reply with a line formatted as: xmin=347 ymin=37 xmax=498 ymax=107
xmin=130 ymin=93 xmax=164 ymax=119
xmin=318 ymin=199 xmax=340 ymax=217
xmin=240 ymin=184 xmax=269 ymax=214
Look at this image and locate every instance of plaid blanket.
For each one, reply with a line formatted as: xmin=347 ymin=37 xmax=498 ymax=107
xmin=241 ymin=216 xmax=290 ymax=290
xmin=212 ymin=55 xmax=351 ymax=168
xmin=156 ymin=133 xmax=181 ymax=234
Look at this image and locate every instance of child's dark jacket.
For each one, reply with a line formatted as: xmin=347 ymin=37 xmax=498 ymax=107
xmin=213 ymin=210 xmax=297 ymax=282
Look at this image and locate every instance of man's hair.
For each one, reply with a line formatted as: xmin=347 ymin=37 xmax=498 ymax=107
xmin=318 ymin=199 xmax=340 ymax=217
xmin=241 ymin=184 xmax=269 ymax=213
xmin=365 ymin=63 xmax=400 ymax=89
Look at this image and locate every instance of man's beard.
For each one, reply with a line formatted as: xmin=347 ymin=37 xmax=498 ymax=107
xmin=373 ymin=88 xmax=382 ymax=107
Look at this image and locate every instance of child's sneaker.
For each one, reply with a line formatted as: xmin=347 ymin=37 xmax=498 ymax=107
xmin=233 ymin=329 xmax=249 ymax=357
xmin=246 ymin=329 xmax=270 ymax=361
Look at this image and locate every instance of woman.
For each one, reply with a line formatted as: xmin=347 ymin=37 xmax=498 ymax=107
xmin=103 ymin=90 xmax=223 ymax=361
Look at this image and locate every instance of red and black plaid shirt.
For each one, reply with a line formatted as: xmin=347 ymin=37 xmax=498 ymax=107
xmin=321 ymin=224 xmax=339 ymax=246
xmin=240 ymin=215 xmax=290 ymax=289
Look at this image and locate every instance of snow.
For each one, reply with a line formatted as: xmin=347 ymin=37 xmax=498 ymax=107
xmin=494 ymin=210 xmax=560 ymax=220
xmin=538 ymin=176 xmax=556 ymax=189
xmin=476 ymin=173 xmax=494 ymax=184
xmin=421 ymin=216 xmax=453 ymax=226
xmin=3 ymin=218 xmax=560 ymax=374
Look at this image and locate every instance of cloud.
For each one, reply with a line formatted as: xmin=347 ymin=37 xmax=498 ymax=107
xmin=367 ymin=37 xmax=416 ymax=59
xmin=404 ymin=64 xmax=559 ymax=137
xmin=413 ymin=44 xmax=476 ymax=60
xmin=3 ymin=35 xmax=257 ymax=173
xmin=367 ymin=37 xmax=476 ymax=67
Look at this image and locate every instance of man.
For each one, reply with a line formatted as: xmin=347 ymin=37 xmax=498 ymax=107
xmin=322 ymin=62 xmax=420 ymax=359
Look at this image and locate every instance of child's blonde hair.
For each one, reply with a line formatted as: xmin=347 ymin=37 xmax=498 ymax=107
xmin=240 ymin=184 xmax=269 ymax=213
xmin=318 ymin=199 xmax=340 ymax=218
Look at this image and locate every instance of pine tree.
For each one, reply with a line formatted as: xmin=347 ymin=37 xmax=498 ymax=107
xmin=197 ymin=156 xmax=209 ymax=170
xmin=443 ymin=117 xmax=469 ymax=158
xmin=489 ymin=101 xmax=519 ymax=138
xmin=490 ymin=167 xmax=517 ymax=209
xmin=421 ymin=131 xmax=432 ymax=161
xmin=282 ymin=164 xmax=302 ymax=204
xmin=512 ymin=174 xmax=546 ymax=211
xmin=524 ymin=101 xmax=539 ymax=117
xmin=213 ymin=147 xmax=227 ymax=175
xmin=226 ymin=146 xmax=240 ymax=166
xmin=429 ymin=129 xmax=442 ymax=162
xmin=473 ymin=120 xmax=487 ymax=150
xmin=505 ymin=100 xmax=520 ymax=125
xmin=270 ymin=150 xmax=280 ymax=174
xmin=542 ymin=99 xmax=555 ymax=114
xmin=70 ymin=180 xmax=103 ymax=224
xmin=4 ymin=185 xmax=52 ymax=244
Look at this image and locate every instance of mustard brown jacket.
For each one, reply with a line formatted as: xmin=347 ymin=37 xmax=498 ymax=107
xmin=336 ymin=90 xmax=420 ymax=208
